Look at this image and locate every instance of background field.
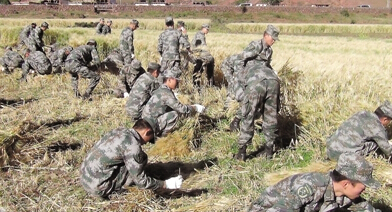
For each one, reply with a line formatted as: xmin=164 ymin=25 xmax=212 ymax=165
xmin=1 ymin=19 xmax=392 ymax=211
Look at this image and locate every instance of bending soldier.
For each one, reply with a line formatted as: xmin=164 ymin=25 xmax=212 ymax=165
xmin=18 ymin=23 xmax=36 ymax=49
xmin=27 ymin=22 xmax=49 ymax=52
xmin=50 ymin=46 xmax=73 ymax=74
xmin=113 ymin=59 xmax=145 ymax=98
xmin=19 ymin=48 xmax=52 ymax=82
xmin=0 ymin=46 xmax=24 ymax=74
xmin=220 ymin=53 xmax=242 ymax=109
xmin=101 ymin=48 xmax=124 ymax=75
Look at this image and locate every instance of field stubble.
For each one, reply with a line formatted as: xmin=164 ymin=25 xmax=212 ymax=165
xmin=0 ymin=19 xmax=392 ymax=211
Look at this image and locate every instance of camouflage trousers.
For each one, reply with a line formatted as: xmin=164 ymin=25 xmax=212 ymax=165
xmin=238 ymin=79 xmax=280 ymax=149
xmin=52 ymin=66 xmax=66 ymax=74
xmin=155 ymin=111 xmax=179 ymax=137
xmin=121 ymin=52 xmax=133 ymax=65
xmin=21 ymin=62 xmax=52 ymax=80
xmin=193 ymin=56 xmax=214 ymax=87
xmin=80 ymin=164 xmax=132 ymax=198
xmin=158 ymin=60 xmax=181 ymax=84
xmin=326 ymin=141 xmax=379 ymax=161
xmin=65 ymin=60 xmax=101 ymax=97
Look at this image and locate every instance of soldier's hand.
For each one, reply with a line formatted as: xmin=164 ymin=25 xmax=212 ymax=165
xmin=193 ymin=104 xmax=205 ymax=113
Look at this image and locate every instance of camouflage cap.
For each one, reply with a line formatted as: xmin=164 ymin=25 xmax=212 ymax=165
xmin=148 ymin=62 xmax=161 ymax=72
xmin=335 ymin=153 xmax=380 ymax=189
xmin=165 ymin=16 xmax=174 ymax=24
xmin=379 ymin=100 xmax=392 ymax=118
xmin=265 ymin=24 xmax=279 ymax=41
xmin=99 ymin=17 xmax=105 ymax=21
xmin=65 ymin=46 xmax=73 ymax=52
xmin=31 ymin=22 xmax=37 ymax=27
xmin=164 ymin=69 xmax=181 ymax=80
xmin=177 ymin=21 xmax=185 ymax=27
xmin=131 ymin=19 xmax=139 ymax=27
xmin=5 ymin=46 xmax=12 ymax=51
xmin=41 ymin=22 xmax=49 ymax=29
xmin=202 ymin=23 xmax=210 ymax=29
xmin=131 ymin=59 xmax=142 ymax=69
xmin=107 ymin=19 xmax=112 ymax=24
xmin=86 ymin=39 xmax=97 ymax=47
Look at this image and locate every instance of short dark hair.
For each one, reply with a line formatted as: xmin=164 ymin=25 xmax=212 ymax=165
xmin=147 ymin=67 xmax=155 ymax=74
xmin=162 ymin=76 xmax=169 ymax=83
xmin=133 ymin=119 xmax=153 ymax=136
xmin=166 ymin=21 xmax=174 ymax=27
xmin=375 ymin=107 xmax=391 ymax=119
xmin=330 ymin=169 xmax=360 ymax=185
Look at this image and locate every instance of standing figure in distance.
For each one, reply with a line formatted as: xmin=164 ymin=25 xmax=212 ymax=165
xmin=102 ymin=19 xmax=112 ymax=35
xmin=119 ymin=19 xmax=139 ymax=65
xmin=96 ymin=18 xmax=105 ymax=34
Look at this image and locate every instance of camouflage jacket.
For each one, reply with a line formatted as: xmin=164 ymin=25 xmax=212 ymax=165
xmin=326 ymin=111 xmax=392 ymax=160
xmin=141 ymin=84 xmax=193 ymax=129
xmin=50 ymin=47 xmax=72 ymax=67
xmin=221 ymin=53 xmax=242 ymax=78
xmin=125 ymin=72 xmax=160 ymax=119
xmin=239 ymin=39 xmax=272 ymax=70
xmin=119 ymin=27 xmax=135 ymax=55
xmin=102 ymin=25 xmax=111 ymax=35
xmin=66 ymin=45 xmax=100 ymax=67
xmin=19 ymin=25 xmax=35 ymax=41
xmin=249 ymin=172 xmax=380 ymax=212
xmin=22 ymin=51 xmax=51 ymax=73
xmin=80 ymin=128 xmax=164 ymax=197
xmin=96 ymin=23 xmax=104 ymax=34
xmin=117 ymin=65 xmax=146 ymax=94
xmin=191 ymin=31 xmax=207 ymax=48
xmin=30 ymin=27 xmax=45 ymax=48
xmin=1 ymin=50 xmax=24 ymax=67
xmin=158 ymin=26 xmax=190 ymax=61
xmin=178 ymin=28 xmax=189 ymax=50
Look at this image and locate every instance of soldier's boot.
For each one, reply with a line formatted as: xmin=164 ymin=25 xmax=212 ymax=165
xmin=234 ymin=146 xmax=247 ymax=161
xmin=82 ymin=92 xmax=92 ymax=101
xmin=229 ymin=117 xmax=240 ymax=132
xmin=258 ymin=145 xmax=274 ymax=159
xmin=18 ymin=73 xmax=27 ymax=82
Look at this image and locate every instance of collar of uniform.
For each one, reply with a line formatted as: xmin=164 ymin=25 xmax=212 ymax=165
xmin=261 ymin=39 xmax=271 ymax=52
xmin=324 ymin=172 xmax=336 ymax=202
xmin=130 ymin=128 xmax=142 ymax=144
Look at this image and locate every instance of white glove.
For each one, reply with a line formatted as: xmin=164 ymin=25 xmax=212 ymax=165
xmin=1 ymin=67 xmax=4 ymax=72
xmin=174 ymin=92 xmax=179 ymax=99
xmin=165 ymin=175 xmax=183 ymax=189
xmin=123 ymin=92 xmax=129 ymax=98
xmin=193 ymin=104 xmax=205 ymax=113
xmin=131 ymin=54 xmax=135 ymax=59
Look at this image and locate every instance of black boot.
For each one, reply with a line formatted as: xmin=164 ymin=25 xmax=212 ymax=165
xmin=258 ymin=145 xmax=274 ymax=159
xmin=82 ymin=92 xmax=92 ymax=101
xmin=234 ymin=146 xmax=247 ymax=161
xmin=229 ymin=117 xmax=240 ymax=132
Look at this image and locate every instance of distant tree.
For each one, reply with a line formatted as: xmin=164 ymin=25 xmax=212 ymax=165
xmin=262 ymin=0 xmax=283 ymax=5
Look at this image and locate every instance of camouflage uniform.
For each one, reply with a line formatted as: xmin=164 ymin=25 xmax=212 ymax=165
xmin=125 ymin=72 xmax=160 ymax=120
xmin=238 ymin=66 xmax=280 ymax=150
xmin=141 ymin=84 xmax=194 ymax=137
xmin=96 ymin=23 xmax=104 ymax=34
xmin=119 ymin=27 xmax=136 ymax=64
xmin=326 ymin=110 xmax=392 ymax=161
xmin=20 ymin=50 xmax=52 ymax=81
xmin=101 ymin=48 xmax=124 ymax=75
xmin=50 ymin=46 xmax=73 ymax=74
xmin=113 ymin=59 xmax=145 ymax=98
xmin=249 ymin=153 xmax=381 ymax=212
xmin=177 ymin=21 xmax=192 ymax=72
xmin=65 ymin=44 xmax=101 ymax=98
xmin=27 ymin=26 xmax=46 ymax=52
xmin=80 ymin=127 xmax=164 ymax=198
xmin=221 ymin=53 xmax=242 ymax=108
xmin=19 ymin=24 xmax=36 ymax=47
xmin=102 ymin=25 xmax=111 ymax=35
xmin=157 ymin=26 xmax=190 ymax=76
xmin=0 ymin=48 xmax=24 ymax=73
xmin=191 ymin=27 xmax=214 ymax=87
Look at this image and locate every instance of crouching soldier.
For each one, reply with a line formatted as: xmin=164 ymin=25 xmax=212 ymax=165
xmin=248 ymin=153 xmax=381 ymax=212
xmin=19 ymin=48 xmax=52 ymax=82
xmin=101 ymin=48 xmax=124 ymax=75
xmin=113 ymin=59 xmax=145 ymax=98
xmin=50 ymin=46 xmax=73 ymax=74
xmin=0 ymin=46 xmax=24 ymax=74
xmin=126 ymin=62 xmax=161 ymax=121
xmin=141 ymin=69 xmax=205 ymax=137
xmin=65 ymin=39 xmax=101 ymax=100
xmin=80 ymin=119 xmax=183 ymax=199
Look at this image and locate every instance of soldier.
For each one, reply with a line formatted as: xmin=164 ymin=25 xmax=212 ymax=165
xmin=65 ymin=39 xmax=101 ymax=100
xmin=220 ymin=53 xmax=242 ymax=109
xmin=19 ymin=48 xmax=52 ymax=82
xmin=96 ymin=18 xmax=105 ymax=34
xmin=177 ymin=20 xmax=192 ymax=71
xmin=191 ymin=24 xmax=214 ymax=87
xmin=126 ymin=62 xmax=161 ymax=121
xmin=102 ymin=19 xmax=112 ymax=35
xmin=234 ymin=65 xmax=280 ymax=161
xmin=18 ymin=23 xmax=36 ymax=49
xmin=326 ymin=100 xmax=392 ymax=161
xmin=230 ymin=25 xmax=280 ymax=132
xmin=80 ymin=119 xmax=184 ymax=198
xmin=113 ymin=59 xmax=145 ymax=98
xmin=101 ymin=48 xmax=124 ymax=75
xmin=119 ymin=19 xmax=139 ymax=65
xmin=27 ymin=22 xmax=49 ymax=52
xmin=157 ymin=16 xmax=192 ymax=82
xmin=50 ymin=46 xmax=73 ymax=74
xmin=141 ymin=69 xmax=205 ymax=137
xmin=248 ymin=153 xmax=381 ymax=212
xmin=0 ymin=46 xmax=24 ymax=74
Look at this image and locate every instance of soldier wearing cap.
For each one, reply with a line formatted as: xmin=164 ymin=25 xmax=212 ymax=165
xmin=113 ymin=59 xmax=145 ymax=98
xmin=157 ymin=16 xmax=192 ymax=81
xmin=65 ymin=39 xmax=101 ymax=100
xmin=50 ymin=46 xmax=73 ymax=74
xmin=230 ymin=25 xmax=280 ymax=132
xmin=27 ymin=22 xmax=49 ymax=52
xmin=18 ymin=23 xmax=36 ymax=49
xmin=119 ymin=19 xmax=139 ymax=65
xmin=80 ymin=119 xmax=181 ymax=198
xmin=126 ymin=62 xmax=161 ymax=120
xmin=19 ymin=48 xmax=52 ymax=82
xmin=191 ymin=23 xmax=215 ymax=87
xmin=102 ymin=19 xmax=112 ymax=35
xmin=327 ymin=100 xmax=392 ymax=161
xmin=249 ymin=153 xmax=381 ymax=211
xmin=142 ymin=69 xmax=204 ymax=137
xmin=96 ymin=18 xmax=105 ymax=34
xmin=0 ymin=46 xmax=24 ymax=74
